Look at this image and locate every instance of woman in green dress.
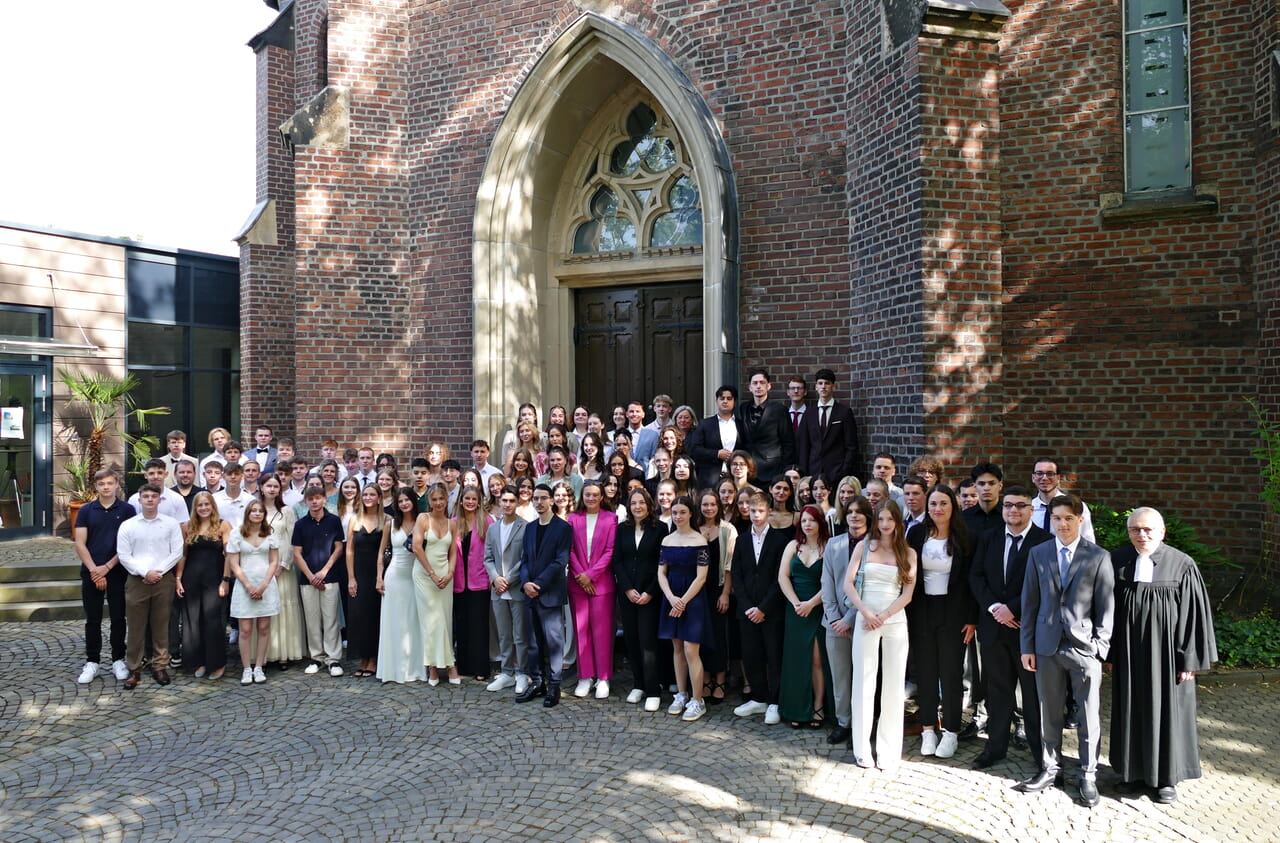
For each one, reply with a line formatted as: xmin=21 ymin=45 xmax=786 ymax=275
xmin=777 ymin=504 xmax=834 ymax=728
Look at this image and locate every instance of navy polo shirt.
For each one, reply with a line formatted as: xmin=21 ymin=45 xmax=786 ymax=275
xmin=291 ymin=509 xmax=346 ymax=585
xmin=77 ymin=498 xmax=137 ymax=566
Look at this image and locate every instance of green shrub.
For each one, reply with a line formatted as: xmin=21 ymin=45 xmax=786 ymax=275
xmin=1213 ymin=611 xmax=1280 ymax=668
xmin=1091 ymin=503 xmax=1235 ymax=572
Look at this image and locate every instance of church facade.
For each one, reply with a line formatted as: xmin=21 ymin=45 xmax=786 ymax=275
xmin=239 ymin=0 xmax=1280 ymax=563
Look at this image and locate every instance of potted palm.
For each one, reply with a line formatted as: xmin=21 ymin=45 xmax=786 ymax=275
xmin=57 ymin=369 xmax=169 ymax=526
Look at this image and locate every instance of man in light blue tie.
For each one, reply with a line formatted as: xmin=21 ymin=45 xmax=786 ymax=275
xmin=1016 ymin=494 xmax=1114 ymax=808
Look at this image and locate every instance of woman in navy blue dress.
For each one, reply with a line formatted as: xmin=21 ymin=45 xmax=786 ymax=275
xmin=658 ymin=495 xmax=713 ymax=722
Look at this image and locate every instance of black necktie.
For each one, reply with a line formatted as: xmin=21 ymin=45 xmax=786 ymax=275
xmin=820 ymin=405 xmax=829 ymax=435
xmin=1005 ymin=533 xmax=1021 ymax=582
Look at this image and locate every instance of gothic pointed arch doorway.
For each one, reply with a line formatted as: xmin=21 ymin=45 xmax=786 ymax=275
xmin=472 ymin=13 xmax=737 ymax=443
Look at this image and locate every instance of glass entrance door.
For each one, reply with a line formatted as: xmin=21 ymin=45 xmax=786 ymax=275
xmin=0 ymin=365 xmax=51 ymax=535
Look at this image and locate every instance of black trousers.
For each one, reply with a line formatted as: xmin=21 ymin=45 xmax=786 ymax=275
xmin=617 ymin=596 xmax=661 ymax=696
xmin=81 ymin=567 xmax=128 ymax=664
xmin=738 ymin=613 xmax=783 ymax=704
xmin=981 ymin=632 xmax=1042 ymax=761
xmin=910 ymin=595 xmax=966 ymax=732
xmin=182 ymin=578 xmax=227 ymax=672
xmin=453 ymin=589 xmax=491 ymax=677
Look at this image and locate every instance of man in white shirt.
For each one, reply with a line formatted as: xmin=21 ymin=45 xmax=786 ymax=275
xmin=622 ymin=401 xmax=658 ymax=471
xmin=470 ymin=439 xmax=503 ymax=485
xmin=786 ymin=377 xmax=809 ymax=437
xmin=129 ymin=460 xmax=190 ymax=526
xmin=871 ymin=453 xmax=905 ymax=508
xmin=1029 ymin=458 xmax=1095 ymax=543
xmin=283 ymin=458 xmax=310 ymax=507
xmin=643 ymin=393 xmax=674 ymax=435
xmin=351 ymin=446 xmax=378 ymax=489
xmin=116 ymin=484 xmax=183 ymax=688
xmin=214 ymin=463 xmax=252 ymax=529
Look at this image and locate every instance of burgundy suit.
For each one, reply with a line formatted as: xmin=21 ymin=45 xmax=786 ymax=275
xmin=568 ymin=509 xmax=619 ymax=680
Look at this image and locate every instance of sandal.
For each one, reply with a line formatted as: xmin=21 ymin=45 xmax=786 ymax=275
xmin=808 ymin=708 xmax=826 ymax=729
xmin=708 ymin=680 xmax=727 ymax=704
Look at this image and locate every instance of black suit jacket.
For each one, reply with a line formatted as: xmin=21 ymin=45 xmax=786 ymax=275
xmin=797 ymin=400 xmax=861 ymax=487
xmin=737 ymin=399 xmax=795 ymax=484
xmin=612 ymin=520 xmax=670 ymax=599
xmin=969 ymin=524 xmax=1052 ymax=646
xmin=519 ymin=516 xmax=572 ymax=608
xmin=686 ymin=414 xmax=753 ymax=490
xmin=730 ymin=525 xmax=791 ymax=620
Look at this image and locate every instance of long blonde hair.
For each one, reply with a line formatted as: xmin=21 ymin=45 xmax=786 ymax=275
xmin=185 ymin=491 xmax=224 ymax=543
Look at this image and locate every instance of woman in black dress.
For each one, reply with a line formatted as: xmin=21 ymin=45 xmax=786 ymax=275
xmin=345 ymin=483 xmax=386 ymax=677
xmin=175 ymin=492 xmax=232 ymax=680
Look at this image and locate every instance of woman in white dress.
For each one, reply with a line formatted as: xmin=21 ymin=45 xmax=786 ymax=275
xmin=376 ymin=489 xmax=428 ymax=683
xmin=413 ymin=482 xmax=459 ymax=685
xmin=260 ymin=476 xmax=304 ymax=670
xmin=228 ymin=500 xmax=281 ymax=686
xmin=844 ymin=500 xmax=916 ymax=772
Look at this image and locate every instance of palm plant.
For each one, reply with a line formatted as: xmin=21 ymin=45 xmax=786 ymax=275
xmin=57 ymin=369 xmax=170 ymax=501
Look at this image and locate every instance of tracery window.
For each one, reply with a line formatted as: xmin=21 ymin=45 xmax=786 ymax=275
xmin=569 ymin=103 xmax=702 ymax=259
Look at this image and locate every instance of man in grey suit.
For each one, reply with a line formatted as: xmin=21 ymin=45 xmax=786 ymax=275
xmin=1017 ymin=494 xmax=1114 ymax=807
xmin=820 ymin=499 xmax=870 ymax=747
xmin=483 ymin=486 xmax=528 ymax=695
xmin=516 ymin=484 xmax=573 ymax=708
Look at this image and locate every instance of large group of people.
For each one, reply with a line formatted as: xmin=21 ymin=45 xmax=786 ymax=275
xmin=73 ymin=369 xmax=1218 ymax=808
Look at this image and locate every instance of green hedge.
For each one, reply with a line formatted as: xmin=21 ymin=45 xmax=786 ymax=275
xmin=1090 ymin=503 xmax=1236 ymax=574
xmin=1213 ymin=612 xmax=1280 ymax=668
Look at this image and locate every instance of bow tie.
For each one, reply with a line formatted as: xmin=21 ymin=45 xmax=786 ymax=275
xmin=257 ymin=448 xmax=270 ymax=453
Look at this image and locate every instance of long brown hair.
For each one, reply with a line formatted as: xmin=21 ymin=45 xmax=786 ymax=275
xmin=240 ymin=500 xmax=271 ymax=539
xmin=874 ymin=500 xmax=914 ymax=586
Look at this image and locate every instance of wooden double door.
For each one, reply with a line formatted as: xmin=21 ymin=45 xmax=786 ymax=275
xmin=574 ymin=282 xmax=703 ymax=417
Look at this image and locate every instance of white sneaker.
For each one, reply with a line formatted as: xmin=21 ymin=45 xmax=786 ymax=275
xmin=111 ymin=659 xmax=130 ymax=681
xmin=487 ymin=674 xmax=516 ymax=692
xmin=920 ymin=729 xmax=939 ymax=756
xmin=304 ymin=662 xmax=321 ymax=674
xmin=252 ymin=666 xmax=267 ymax=684
xmin=734 ymin=700 xmax=768 ymax=717
xmin=328 ymin=663 xmax=344 ymax=677
xmin=935 ymin=730 xmax=958 ymax=758
xmin=682 ymin=699 xmax=707 ymax=721
xmin=241 ymin=668 xmax=254 ymax=686
xmin=574 ymin=679 xmax=593 ymax=698
xmin=643 ymin=696 xmax=661 ymax=712
xmin=626 ymin=688 xmax=645 ymax=704
xmin=514 ymin=673 xmax=530 ymax=695
xmin=594 ymin=679 xmax=610 ymax=699
xmin=77 ymin=662 xmax=100 ymax=684
xmin=667 ymin=692 xmax=689 ymax=715
xmin=764 ymin=704 xmax=781 ymax=725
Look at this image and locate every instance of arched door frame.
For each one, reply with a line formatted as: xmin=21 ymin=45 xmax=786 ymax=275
xmin=472 ymin=12 xmax=738 ymax=443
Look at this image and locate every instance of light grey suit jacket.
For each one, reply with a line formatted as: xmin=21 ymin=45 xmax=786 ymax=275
xmin=820 ymin=532 xmax=860 ymax=632
xmin=1020 ymin=538 xmax=1114 ymax=660
xmin=483 ymin=516 xmax=526 ymax=601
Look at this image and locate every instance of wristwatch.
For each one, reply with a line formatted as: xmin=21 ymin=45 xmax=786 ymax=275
xmin=222 ymin=576 xmax=233 ymax=583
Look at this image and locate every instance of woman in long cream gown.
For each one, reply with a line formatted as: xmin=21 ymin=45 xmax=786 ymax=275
xmin=413 ymin=483 xmax=459 ymax=684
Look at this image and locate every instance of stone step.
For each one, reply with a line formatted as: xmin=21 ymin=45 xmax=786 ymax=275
xmin=0 ymin=599 xmax=82 ymax=622
xmin=0 ymin=556 xmax=81 ymax=583
xmin=0 ymin=579 xmax=82 ymax=604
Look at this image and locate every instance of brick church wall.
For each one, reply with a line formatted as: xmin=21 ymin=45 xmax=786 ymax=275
xmin=999 ymin=0 xmax=1262 ymax=561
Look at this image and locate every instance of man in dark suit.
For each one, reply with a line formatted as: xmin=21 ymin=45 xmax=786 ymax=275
xmin=249 ymin=425 xmax=278 ymax=475
xmin=969 ymin=485 xmax=1052 ymax=770
xmin=797 ymin=368 xmax=861 ymax=488
xmin=517 ymin=483 xmax=573 ymax=707
xmin=1018 ymin=494 xmax=1114 ymax=807
xmin=687 ymin=385 xmax=752 ymax=490
xmin=730 ymin=490 xmax=792 ymax=725
xmin=737 ymin=368 xmax=795 ymax=485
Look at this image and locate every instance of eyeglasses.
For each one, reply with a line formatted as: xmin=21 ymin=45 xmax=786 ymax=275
xmin=1127 ymin=526 xmax=1158 ymax=534
xmin=787 ymin=385 xmax=805 ymax=391
xmin=1002 ymin=502 xmax=1031 ymax=510
xmin=1032 ymin=471 xmax=1058 ymax=478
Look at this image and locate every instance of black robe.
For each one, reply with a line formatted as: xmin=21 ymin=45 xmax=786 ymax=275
xmin=1110 ymin=544 xmax=1218 ymax=787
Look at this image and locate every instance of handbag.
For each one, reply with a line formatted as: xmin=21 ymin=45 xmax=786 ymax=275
xmin=841 ymin=537 xmax=868 ymax=609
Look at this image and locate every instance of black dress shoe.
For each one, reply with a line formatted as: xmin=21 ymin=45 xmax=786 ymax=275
xmin=122 ymin=670 xmax=141 ymax=690
xmin=515 ymin=683 xmax=545 ymax=703
xmin=957 ymin=721 xmax=979 ymax=740
xmin=1015 ymin=770 xmax=1064 ymax=793
xmin=1078 ymin=778 xmax=1100 ymax=807
xmin=827 ymin=726 xmax=852 ymax=746
xmin=972 ymin=752 xmax=1004 ymax=770
xmin=1155 ymin=785 xmax=1177 ymax=804
xmin=1012 ymin=725 xmax=1028 ymax=750
xmin=543 ymin=686 xmax=561 ymax=707
xmin=152 ymin=669 xmax=171 ymax=686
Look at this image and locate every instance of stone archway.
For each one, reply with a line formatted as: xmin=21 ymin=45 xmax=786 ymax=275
xmin=471 ymin=12 xmax=738 ymax=443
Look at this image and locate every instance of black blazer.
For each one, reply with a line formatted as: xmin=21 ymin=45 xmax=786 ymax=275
xmin=730 ymin=525 xmax=791 ymax=620
xmin=612 ymin=520 xmax=670 ymax=599
xmin=736 ymin=399 xmax=795 ymax=484
xmin=796 ymin=400 xmax=861 ymax=487
xmin=906 ymin=523 xmax=979 ymax=631
xmin=519 ymin=516 xmax=572 ymax=608
xmin=968 ymin=524 xmax=1052 ymax=646
xmin=686 ymin=414 xmax=753 ymax=490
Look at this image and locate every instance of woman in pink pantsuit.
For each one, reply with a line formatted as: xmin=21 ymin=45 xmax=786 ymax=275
xmin=568 ymin=480 xmax=619 ymax=700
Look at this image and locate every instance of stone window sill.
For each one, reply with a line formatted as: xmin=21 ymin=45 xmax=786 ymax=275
xmin=1099 ymin=185 xmax=1218 ymax=224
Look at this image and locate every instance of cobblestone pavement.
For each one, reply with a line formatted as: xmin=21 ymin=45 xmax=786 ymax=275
xmin=0 ymin=619 xmax=1276 ymax=842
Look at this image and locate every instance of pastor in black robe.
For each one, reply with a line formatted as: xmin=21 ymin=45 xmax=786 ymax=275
xmin=1110 ymin=543 xmax=1218 ymax=787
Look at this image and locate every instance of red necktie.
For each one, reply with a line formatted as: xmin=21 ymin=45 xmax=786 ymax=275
xmin=791 ymin=410 xmax=799 ymax=432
